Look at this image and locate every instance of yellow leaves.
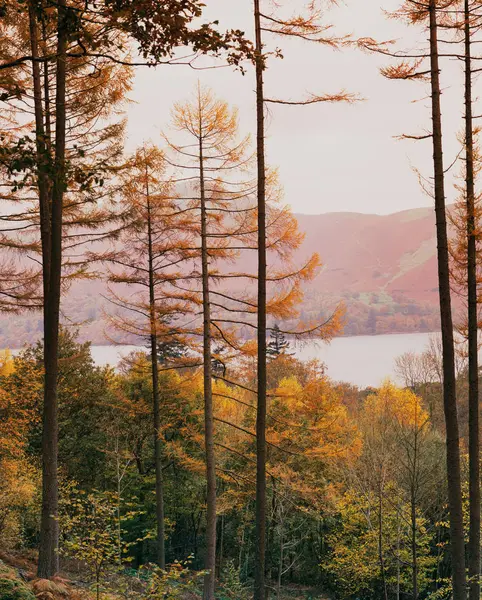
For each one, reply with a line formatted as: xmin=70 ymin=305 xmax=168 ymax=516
xmin=274 ymin=376 xmax=304 ymax=411
xmin=0 ymin=350 xmax=14 ymax=376
xmin=364 ymin=381 xmax=428 ymax=429
xmin=213 ymin=379 xmax=245 ymax=428
xmin=269 ymin=371 xmax=360 ymax=469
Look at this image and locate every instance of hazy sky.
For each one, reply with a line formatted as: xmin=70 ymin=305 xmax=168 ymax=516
xmin=126 ymin=0 xmax=470 ymax=216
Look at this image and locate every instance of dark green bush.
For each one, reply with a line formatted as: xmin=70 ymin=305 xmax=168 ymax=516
xmin=0 ymin=578 xmax=35 ymax=600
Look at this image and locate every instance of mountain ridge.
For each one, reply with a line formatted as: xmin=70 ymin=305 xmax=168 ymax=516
xmin=0 ymin=205 xmax=445 ymax=347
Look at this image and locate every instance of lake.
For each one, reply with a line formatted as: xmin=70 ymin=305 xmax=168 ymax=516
xmin=89 ymin=332 xmax=439 ymax=388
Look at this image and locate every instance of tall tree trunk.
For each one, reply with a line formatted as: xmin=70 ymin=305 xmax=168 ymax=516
xmin=464 ymin=2 xmax=480 ymax=598
xmin=218 ymin=513 xmax=225 ymax=578
xmin=115 ymin=437 xmax=123 ymax=564
xmin=267 ymin=477 xmax=277 ymax=582
xmin=428 ymin=2 xmax=467 ymax=597
xmin=38 ymin=0 xmax=67 ymax=578
xmin=378 ymin=485 xmax=388 ymax=600
xmin=146 ymin=168 xmax=166 ymax=570
xmin=411 ymin=487 xmax=418 ymax=600
xmin=277 ymin=513 xmax=284 ymax=600
xmin=396 ymin=507 xmax=401 ymax=600
xmin=254 ymin=0 xmax=267 ymax=598
xmin=411 ymin=422 xmax=419 ymax=600
xmin=199 ymin=122 xmax=216 ymax=600
xmin=28 ymin=1 xmax=51 ymax=294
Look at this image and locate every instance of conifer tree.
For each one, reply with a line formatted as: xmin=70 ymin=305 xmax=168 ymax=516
xmin=164 ymin=85 xmax=257 ymax=600
xmin=0 ymin=1 xmax=251 ymax=578
xmin=447 ymin=3 xmax=482 ymax=596
xmin=266 ymin=324 xmax=292 ymax=359
xmin=362 ymin=1 xmax=466 ymax=595
xmin=0 ymin=3 xmax=133 ymax=573
xmin=250 ymin=3 xmax=354 ymax=596
xmin=104 ymin=145 xmax=193 ymax=569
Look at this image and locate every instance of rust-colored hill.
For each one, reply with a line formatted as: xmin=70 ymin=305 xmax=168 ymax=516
xmin=295 ymin=207 xmax=439 ymax=304
xmin=292 ymin=207 xmax=443 ymax=336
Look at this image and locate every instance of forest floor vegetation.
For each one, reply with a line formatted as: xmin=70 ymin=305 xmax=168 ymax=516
xmin=0 ymin=552 xmax=329 ymax=600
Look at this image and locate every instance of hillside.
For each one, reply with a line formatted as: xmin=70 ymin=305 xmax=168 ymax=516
xmin=296 ymin=207 xmax=438 ymax=302
xmin=0 ymin=206 xmax=445 ymax=347
xmin=295 ymin=207 xmax=443 ymax=336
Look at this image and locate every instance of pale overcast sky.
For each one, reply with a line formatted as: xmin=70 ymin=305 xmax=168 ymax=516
xmin=126 ymin=0 xmax=470 ymax=215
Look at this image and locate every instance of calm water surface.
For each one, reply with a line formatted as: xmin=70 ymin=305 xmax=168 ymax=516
xmin=90 ymin=332 xmax=438 ymax=388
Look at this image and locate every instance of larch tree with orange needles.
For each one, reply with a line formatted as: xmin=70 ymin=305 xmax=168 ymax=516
xmin=0 ymin=0 xmax=134 ymax=576
xmin=0 ymin=0 xmax=251 ymax=577
xmin=164 ymin=85 xmax=259 ymax=600
xmin=362 ymin=1 xmax=466 ymax=596
xmin=104 ymin=145 xmax=195 ymax=569
xmin=163 ymin=84 xmax=335 ymax=597
xmin=250 ymin=2 xmax=356 ymax=596
xmin=446 ymin=3 xmax=482 ymax=597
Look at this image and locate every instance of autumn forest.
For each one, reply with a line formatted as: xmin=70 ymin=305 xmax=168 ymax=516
xmin=0 ymin=1 xmax=482 ymax=599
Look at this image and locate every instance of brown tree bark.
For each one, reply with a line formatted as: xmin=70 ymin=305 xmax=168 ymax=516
xmin=411 ymin=484 xmax=418 ymax=600
xmin=429 ymin=1 xmax=467 ymax=597
xmin=28 ymin=2 xmax=51 ymax=294
xmin=38 ymin=0 xmax=68 ymax=578
xmin=254 ymin=1 xmax=267 ymax=598
xmin=199 ymin=125 xmax=217 ymax=600
xmin=146 ymin=167 xmax=166 ymax=570
xmin=464 ymin=2 xmax=480 ymax=598
xmin=378 ymin=485 xmax=388 ymax=600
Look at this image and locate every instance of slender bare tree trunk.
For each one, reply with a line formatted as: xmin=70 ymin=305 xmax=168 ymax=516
xmin=114 ymin=437 xmax=123 ymax=564
xmin=429 ymin=2 xmax=466 ymax=597
xmin=411 ymin=486 xmax=418 ymax=600
xmin=378 ymin=485 xmax=388 ymax=600
xmin=464 ymin=3 xmax=480 ymax=598
xmin=396 ymin=507 xmax=401 ymax=600
xmin=277 ymin=514 xmax=283 ymax=600
xmin=267 ymin=477 xmax=277 ymax=582
xmin=199 ymin=120 xmax=216 ymax=600
xmin=146 ymin=168 xmax=166 ymax=570
xmin=410 ymin=420 xmax=419 ymax=600
xmin=38 ymin=0 xmax=67 ymax=577
xmin=254 ymin=1 xmax=267 ymax=598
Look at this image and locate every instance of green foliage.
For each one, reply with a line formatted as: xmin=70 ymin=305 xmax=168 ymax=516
xmin=143 ymin=560 xmax=206 ymax=600
xmin=217 ymin=560 xmax=249 ymax=600
xmin=324 ymin=487 xmax=436 ymax=599
xmin=0 ymin=330 xmax=458 ymax=599
xmin=59 ymin=484 xmax=130 ymax=599
xmin=6 ymin=329 xmax=118 ymax=488
xmin=0 ymin=579 xmax=35 ymax=600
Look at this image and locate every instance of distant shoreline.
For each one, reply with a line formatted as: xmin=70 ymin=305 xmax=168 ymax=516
xmin=85 ymin=330 xmax=444 ymax=348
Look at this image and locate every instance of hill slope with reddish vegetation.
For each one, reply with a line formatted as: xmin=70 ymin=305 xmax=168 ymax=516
xmin=296 ymin=207 xmax=439 ymax=302
xmin=294 ymin=207 xmax=445 ymax=336
xmin=0 ymin=206 xmax=447 ymax=348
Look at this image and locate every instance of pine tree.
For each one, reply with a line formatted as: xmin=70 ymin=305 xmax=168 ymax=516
xmin=266 ymin=324 xmax=292 ymax=359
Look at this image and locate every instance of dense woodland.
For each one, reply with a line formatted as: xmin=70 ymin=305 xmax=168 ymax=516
xmin=0 ymin=0 xmax=482 ymax=599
